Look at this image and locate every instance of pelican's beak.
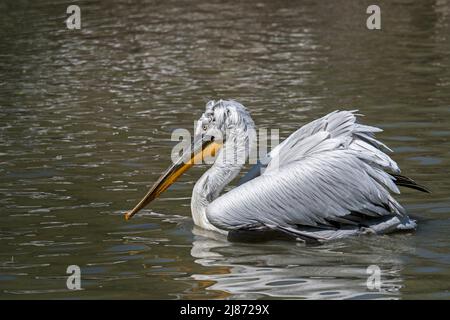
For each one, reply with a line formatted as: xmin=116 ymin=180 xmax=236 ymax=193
xmin=124 ymin=136 xmax=222 ymax=220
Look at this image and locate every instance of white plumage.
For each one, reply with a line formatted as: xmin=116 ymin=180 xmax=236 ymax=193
xmin=190 ymin=100 xmax=426 ymax=242
xmin=125 ymin=99 xmax=428 ymax=242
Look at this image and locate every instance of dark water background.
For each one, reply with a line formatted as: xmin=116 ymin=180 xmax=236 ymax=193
xmin=0 ymin=0 xmax=449 ymax=299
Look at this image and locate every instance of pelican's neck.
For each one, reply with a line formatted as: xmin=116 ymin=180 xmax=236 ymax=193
xmin=191 ymin=131 xmax=252 ymax=231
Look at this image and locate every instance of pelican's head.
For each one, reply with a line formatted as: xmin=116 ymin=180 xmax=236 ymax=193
xmin=124 ymin=100 xmax=254 ymax=220
xmin=194 ymin=100 xmax=254 ymax=149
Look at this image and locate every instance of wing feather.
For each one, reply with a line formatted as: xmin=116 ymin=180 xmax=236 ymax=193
xmin=208 ymin=110 xmax=407 ymax=234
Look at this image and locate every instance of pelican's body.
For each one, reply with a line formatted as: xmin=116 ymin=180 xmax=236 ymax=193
xmin=125 ymin=100 xmax=428 ymax=242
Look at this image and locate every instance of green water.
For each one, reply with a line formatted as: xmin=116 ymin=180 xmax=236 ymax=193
xmin=0 ymin=0 xmax=449 ymax=299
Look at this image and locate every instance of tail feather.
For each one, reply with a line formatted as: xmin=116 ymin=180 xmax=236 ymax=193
xmin=391 ymin=174 xmax=430 ymax=193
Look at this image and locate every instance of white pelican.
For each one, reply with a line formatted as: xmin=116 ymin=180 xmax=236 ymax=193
xmin=125 ymin=100 xmax=429 ymax=242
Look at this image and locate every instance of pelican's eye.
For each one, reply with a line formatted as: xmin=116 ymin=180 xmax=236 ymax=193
xmin=202 ymin=124 xmax=208 ymax=131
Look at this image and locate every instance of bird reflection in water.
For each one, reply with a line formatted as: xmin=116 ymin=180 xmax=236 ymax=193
xmin=189 ymin=227 xmax=411 ymax=299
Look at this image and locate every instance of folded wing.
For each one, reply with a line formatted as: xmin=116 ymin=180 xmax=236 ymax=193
xmin=208 ymin=110 xmax=410 ymax=239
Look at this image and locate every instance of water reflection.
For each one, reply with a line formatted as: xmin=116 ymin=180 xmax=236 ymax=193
xmin=190 ymin=227 xmax=408 ymax=299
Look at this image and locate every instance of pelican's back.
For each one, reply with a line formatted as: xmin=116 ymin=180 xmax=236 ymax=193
xmin=207 ymin=110 xmax=427 ymax=242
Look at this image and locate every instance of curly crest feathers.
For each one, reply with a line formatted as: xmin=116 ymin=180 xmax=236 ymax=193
xmin=202 ymin=99 xmax=254 ymax=132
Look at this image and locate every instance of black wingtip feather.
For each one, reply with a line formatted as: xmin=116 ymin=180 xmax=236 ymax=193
xmin=391 ymin=174 xmax=431 ymax=193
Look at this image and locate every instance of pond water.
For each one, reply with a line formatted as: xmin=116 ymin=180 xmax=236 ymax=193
xmin=0 ymin=0 xmax=449 ymax=299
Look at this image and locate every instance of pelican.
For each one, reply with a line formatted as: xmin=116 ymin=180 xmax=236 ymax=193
xmin=124 ymin=100 xmax=429 ymax=242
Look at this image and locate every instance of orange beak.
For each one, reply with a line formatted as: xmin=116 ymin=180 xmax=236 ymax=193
xmin=124 ymin=137 xmax=222 ymax=220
